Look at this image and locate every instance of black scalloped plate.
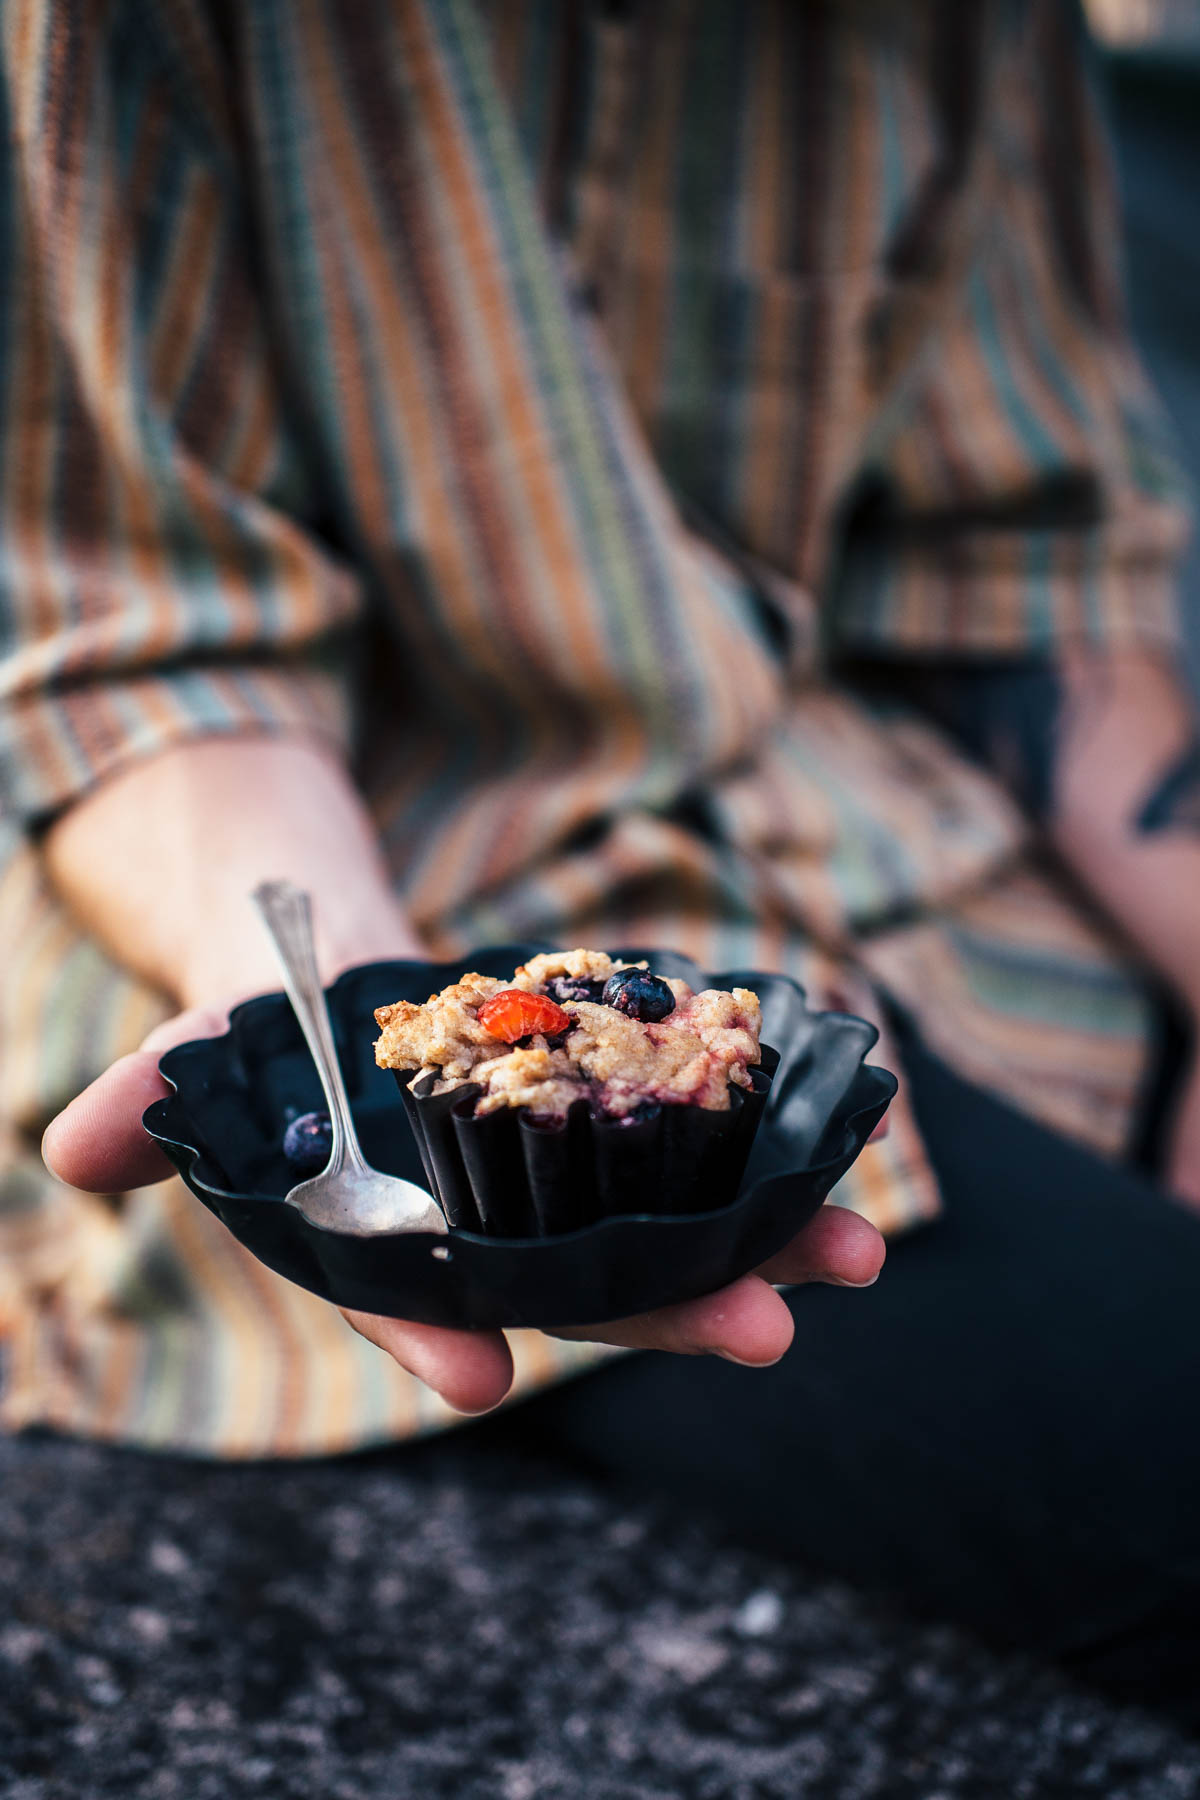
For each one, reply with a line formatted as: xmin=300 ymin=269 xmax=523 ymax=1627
xmin=142 ymin=946 xmax=895 ymax=1331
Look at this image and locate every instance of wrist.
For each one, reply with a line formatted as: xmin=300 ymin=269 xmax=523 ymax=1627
xmin=45 ymin=732 xmax=423 ymax=1008
xmin=174 ymin=889 xmax=421 ymax=1011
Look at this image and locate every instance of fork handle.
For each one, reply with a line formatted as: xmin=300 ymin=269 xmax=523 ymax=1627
xmin=252 ymin=881 xmax=369 ymax=1176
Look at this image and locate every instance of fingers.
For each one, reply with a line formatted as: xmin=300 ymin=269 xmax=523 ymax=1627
xmin=553 ymin=1272 xmax=797 ymax=1367
xmin=340 ymin=1311 xmax=515 ymax=1414
xmin=754 ymin=1202 xmax=886 ymax=1288
xmin=41 ymin=1007 xmax=230 ymax=1194
xmin=551 ymin=1201 xmax=885 ymax=1369
xmin=335 ymin=1206 xmax=885 ymax=1403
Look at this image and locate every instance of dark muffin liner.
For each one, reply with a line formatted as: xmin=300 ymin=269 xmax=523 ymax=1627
xmin=399 ymin=1059 xmax=773 ymax=1239
xmin=143 ymin=947 xmax=897 ymax=1331
xmin=400 ymin=1074 xmax=487 ymax=1232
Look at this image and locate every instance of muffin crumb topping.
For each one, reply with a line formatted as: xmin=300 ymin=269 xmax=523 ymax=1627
xmin=374 ymin=949 xmax=761 ymax=1118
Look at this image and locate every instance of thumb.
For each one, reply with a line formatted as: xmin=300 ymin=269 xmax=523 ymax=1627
xmin=42 ymin=1007 xmax=231 ymax=1193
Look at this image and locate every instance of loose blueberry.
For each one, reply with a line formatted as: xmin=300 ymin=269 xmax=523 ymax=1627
xmin=601 ymin=969 xmax=676 ymax=1023
xmin=546 ymin=975 xmax=606 ymax=1005
xmin=283 ymin=1110 xmax=333 ymax=1174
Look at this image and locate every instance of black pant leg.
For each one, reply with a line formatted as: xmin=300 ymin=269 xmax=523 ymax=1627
xmin=512 ymin=1043 xmax=1200 ymax=1706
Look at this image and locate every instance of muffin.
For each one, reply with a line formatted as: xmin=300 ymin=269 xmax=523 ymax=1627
xmin=374 ymin=950 xmax=773 ymax=1235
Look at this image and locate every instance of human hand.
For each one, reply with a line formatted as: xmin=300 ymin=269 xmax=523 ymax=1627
xmin=43 ymin=1001 xmax=886 ymax=1416
xmin=40 ymin=733 xmax=886 ymax=1414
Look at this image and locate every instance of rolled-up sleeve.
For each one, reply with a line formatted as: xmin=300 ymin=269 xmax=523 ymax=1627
xmin=831 ymin=0 xmax=1192 ymax=660
xmin=0 ymin=14 xmax=362 ymax=830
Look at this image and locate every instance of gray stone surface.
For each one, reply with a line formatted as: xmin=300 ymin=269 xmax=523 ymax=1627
xmin=2 ymin=1431 xmax=1198 ymax=1800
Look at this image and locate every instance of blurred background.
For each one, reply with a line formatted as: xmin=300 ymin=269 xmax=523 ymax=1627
xmin=1087 ymin=0 xmax=1200 ymax=686
xmin=3 ymin=8 xmax=1199 ymax=1800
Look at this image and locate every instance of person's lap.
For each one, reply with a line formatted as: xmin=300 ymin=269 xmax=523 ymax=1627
xmin=490 ymin=1037 xmax=1200 ymax=1717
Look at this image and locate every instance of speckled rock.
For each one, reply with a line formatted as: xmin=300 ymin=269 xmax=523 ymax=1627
xmin=1 ymin=1432 xmax=1198 ymax=1800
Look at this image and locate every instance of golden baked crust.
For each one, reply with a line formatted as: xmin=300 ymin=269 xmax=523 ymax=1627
xmin=373 ymin=949 xmax=761 ymax=1118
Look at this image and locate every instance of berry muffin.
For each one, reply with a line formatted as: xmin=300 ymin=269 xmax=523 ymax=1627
xmin=374 ymin=950 xmax=773 ymax=1236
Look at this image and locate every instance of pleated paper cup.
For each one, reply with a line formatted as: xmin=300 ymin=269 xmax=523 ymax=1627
xmin=397 ymin=1050 xmax=775 ymax=1239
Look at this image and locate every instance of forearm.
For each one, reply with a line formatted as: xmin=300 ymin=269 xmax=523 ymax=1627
xmin=876 ymin=647 xmax=1200 ymax=1014
xmin=43 ymin=734 xmax=422 ymax=1008
xmin=1052 ymin=649 xmax=1200 ymax=1016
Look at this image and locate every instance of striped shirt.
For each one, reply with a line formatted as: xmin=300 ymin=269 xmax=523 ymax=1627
xmin=0 ymin=0 xmax=1190 ymax=1455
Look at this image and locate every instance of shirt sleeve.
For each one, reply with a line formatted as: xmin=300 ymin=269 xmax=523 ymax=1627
xmin=829 ymin=0 xmax=1192 ymax=661
xmin=0 ymin=14 xmax=363 ymax=831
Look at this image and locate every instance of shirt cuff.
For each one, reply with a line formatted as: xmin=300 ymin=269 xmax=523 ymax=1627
xmin=831 ymin=523 xmax=1189 ymax=660
xmin=0 ymin=662 xmax=354 ymax=830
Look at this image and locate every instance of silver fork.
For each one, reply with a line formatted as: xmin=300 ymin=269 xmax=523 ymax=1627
xmin=252 ymin=881 xmax=447 ymax=1237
